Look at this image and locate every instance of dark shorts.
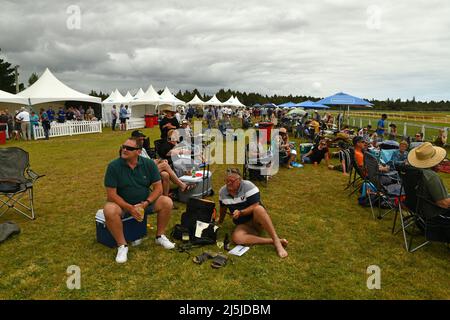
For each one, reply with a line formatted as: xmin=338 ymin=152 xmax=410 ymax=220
xmin=121 ymin=202 xmax=155 ymax=219
xmin=120 ymin=118 xmax=126 ymax=124
xmin=233 ymin=214 xmax=254 ymax=226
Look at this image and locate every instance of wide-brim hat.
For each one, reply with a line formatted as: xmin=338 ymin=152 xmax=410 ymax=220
xmin=407 ymin=142 xmax=447 ymax=169
xmin=159 ymin=105 xmax=176 ymax=113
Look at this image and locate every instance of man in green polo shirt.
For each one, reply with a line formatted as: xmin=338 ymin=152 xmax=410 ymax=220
xmin=104 ymin=137 xmax=175 ymax=264
xmin=408 ymin=142 xmax=450 ymax=217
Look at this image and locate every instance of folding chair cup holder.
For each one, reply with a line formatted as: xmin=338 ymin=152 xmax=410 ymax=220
xmin=0 ymin=147 xmax=44 ymax=220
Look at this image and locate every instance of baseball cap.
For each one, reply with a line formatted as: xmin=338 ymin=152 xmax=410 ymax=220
xmin=131 ymin=130 xmax=146 ymax=138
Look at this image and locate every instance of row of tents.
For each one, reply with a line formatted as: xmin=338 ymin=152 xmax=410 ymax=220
xmin=0 ymin=68 xmax=373 ymax=123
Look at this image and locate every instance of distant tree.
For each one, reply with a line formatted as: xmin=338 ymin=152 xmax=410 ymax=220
xmin=28 ymin=72 xmax=39 ymax=86
xmin=0 ymin=49 xmax=24 ymax=93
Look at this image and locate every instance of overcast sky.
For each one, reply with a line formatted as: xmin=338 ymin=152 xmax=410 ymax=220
xmin=1 ymin=0 xmax=450 ymax=101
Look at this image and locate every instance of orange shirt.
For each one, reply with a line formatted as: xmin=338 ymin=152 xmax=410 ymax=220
xmin=355 ymin=148 xmax=364 ymax=168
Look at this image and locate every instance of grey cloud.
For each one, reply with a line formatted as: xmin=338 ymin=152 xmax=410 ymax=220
xmin=1 ymin=0 xmax=450 ymax=100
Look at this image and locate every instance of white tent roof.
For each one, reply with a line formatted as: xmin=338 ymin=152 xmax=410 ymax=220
xmin=17 ymin=68 xmax=101 ymax=105
xmin=132 ymin=85 xmax=162 ymax=106
xmin=0 ymin=89 xmax=28 ymax=105
xmin=186 ymin=94 xmax=206 ymax=106
xmin=103 ymin=89 xmax=129 ymax=106
xmin=222 ymin=95 xmax=237 ymax=107
xmin=159 ymin=87 xmax=186 ymax=106
xmin=205 ymin=94 xmax=223 ymax=106
xmin=102 ymin=91 xmax=116 ymax=103
xmin=124 ymin=91 xmax=133 ymax=103
xmin=133 ymin=88 xmax=145 ymax=100
xmin=232 ymin=96 xmax=246 ymax=107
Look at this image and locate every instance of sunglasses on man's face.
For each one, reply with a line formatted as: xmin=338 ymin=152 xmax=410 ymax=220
xmin=122 ymin=145 xmax=140 ymax=151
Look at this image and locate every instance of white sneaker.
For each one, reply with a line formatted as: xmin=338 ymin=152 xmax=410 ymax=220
xmin=155 ymin=235 xmax=175 ymax=249
xmin=115 ymin=245 xmax=128 ymax=263
xmin=131 ymin=238 xmax=143 ymax=246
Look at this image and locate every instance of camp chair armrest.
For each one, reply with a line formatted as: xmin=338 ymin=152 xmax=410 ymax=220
xmin=26 ymin=169 xmax=45 ymax=181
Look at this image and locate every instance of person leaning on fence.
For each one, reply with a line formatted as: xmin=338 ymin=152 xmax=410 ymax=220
xmin=104 ymin=137 xmax=176 ymax=264
xmin=39 ymin=108 xmax=51 ymax=140
xmin=408 ymin=142 xmax=450 ymax=217
xmin=217 ymin=168 xmax=288 ymax=258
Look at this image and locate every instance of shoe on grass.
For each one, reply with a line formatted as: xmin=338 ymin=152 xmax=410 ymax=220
xmin=155 ymin=235 xmax=175 ymax=249
xmin=116 ymin=245 xmax=128 ymax=263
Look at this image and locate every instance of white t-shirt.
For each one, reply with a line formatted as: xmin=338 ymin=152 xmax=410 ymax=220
xmin=17 ymin=111 xmax=30 ymax=122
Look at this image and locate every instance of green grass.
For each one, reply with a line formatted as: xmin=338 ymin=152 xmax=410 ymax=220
xmin=0 ymin=126 xmax=449 ymax=300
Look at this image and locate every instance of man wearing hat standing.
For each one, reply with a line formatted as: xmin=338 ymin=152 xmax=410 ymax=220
xmin=16 ymin=107 xmax=31 ymax=141
xmin=408 ymin=142 xmax=450 ymax=214
xmin=159 ymin=106 xmax=180 ymax=140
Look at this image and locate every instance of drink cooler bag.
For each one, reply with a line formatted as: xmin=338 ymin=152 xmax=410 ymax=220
xmin=180 ymin=198 xmax=216 ymax=241
xmin=95 ymin=209 xmax=147 ymax=248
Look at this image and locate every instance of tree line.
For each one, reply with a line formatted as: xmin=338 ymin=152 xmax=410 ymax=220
xmin=2 ymin=51 xmax=449 ymax=111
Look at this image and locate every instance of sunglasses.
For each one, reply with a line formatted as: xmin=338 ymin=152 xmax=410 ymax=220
xmin=121 ymin=145 xmax=140 ymax=151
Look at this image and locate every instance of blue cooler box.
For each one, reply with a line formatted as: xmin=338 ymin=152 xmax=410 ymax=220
xmin=95 ymin=209 xmax=147 ymax=248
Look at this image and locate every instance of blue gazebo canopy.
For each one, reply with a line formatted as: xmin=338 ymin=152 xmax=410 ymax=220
xmin=317 ymin=92 xmax=373 ymax=107
xmin=294 ymin=100 xmax=330 ymax=109
xmin=278 ymin=101 xmax=297 ymax=108
xmin=261 ymin=103 xmax=277 ymax=108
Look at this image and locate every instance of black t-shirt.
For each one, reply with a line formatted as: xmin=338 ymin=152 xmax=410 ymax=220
xmin=310 ymin=146 xmax=329 ymax=164
xmin=158 ymin=140 xmax=175 ymax=160
xmin=159 ymin=117 xmax=180 ymax=140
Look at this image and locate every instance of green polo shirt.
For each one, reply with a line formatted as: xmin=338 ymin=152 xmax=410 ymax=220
xmin=104 ymin=157 xmax=161 ymax=205
xmin=421 ymin=169 xmax=449 ymax=202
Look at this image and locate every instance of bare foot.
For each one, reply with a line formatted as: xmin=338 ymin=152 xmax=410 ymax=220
xmin=280 ymin=239 xmax=289 ymax=248
xmin=274 ymin=240 xmax=288 ymax=258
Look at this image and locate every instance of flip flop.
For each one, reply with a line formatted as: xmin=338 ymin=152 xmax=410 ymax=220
xmin=193 ymin=251 xmax=216 ymax=265
xmin=211 ymin=254 xmax=228 ymax=269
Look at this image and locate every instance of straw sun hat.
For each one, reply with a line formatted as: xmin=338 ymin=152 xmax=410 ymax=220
xmin=407 ymin=142 xmax=447 ymax=169
xmin=159 ymin=105 xmax=176 ymax=113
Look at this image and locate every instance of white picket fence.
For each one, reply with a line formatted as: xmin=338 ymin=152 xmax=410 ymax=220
xmin=33 ymin=121 xmax=103 ymax=140
xmin=348 ymin=117 xmax=448 ymax=142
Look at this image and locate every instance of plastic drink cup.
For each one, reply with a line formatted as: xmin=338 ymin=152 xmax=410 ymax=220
xmin=136 ymin=206 xmax=145 ymax=222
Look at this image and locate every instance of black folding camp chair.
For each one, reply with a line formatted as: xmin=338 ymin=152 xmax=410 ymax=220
xmin=392 ymin=166 xmax=423 ymax=251
xmin=0 ymin=147 xmax=44 ymax=220
xmin=364 ymin=152 xmax=403 ymax=220
xmin=346 ymin=147 xmax=365 ymax=197
xmin=406 ymin=172 xmax=450 ymax=252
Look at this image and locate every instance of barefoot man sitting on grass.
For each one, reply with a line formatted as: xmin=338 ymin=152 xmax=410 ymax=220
xmin=217 ymin=168 xmax=288 ymax=258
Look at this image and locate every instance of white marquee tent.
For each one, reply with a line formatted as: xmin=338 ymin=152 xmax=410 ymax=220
xmin=17 ymin=68 xmax=101 ymax=105
xmin=186 ymin=94 xmax=206 ymax=106
xmin=133 ymin=88 xmax=145 ymax=100
xmin=205 ymin=94 xmax=223 ymax=106
xmin=0 ymin=89 xmax=27 ymax=105
xmin=159 ymin=87 xmax=186 ymax=107
xmin=130 ymin=85 xmax=163 ymax=117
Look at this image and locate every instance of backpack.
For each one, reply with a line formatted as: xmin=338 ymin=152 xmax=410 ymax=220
xmin=179 ymin=198 xmax=218 ymax=245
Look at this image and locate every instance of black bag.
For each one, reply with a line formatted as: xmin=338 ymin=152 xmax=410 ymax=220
xmin=191 ymin=221 xmax=218 ymax=245
xmin=180 ymin=198 xmax=216 ymax=243
xmin=171 ymin=224 xmax=189 ymax=241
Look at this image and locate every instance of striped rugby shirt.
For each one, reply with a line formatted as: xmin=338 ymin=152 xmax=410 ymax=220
xmin=219 ymin=180 xmax=261 ymax=212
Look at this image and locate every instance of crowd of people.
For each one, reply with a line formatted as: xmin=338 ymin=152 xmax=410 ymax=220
xmin=0 ymin=105 xmax=98 ymax=141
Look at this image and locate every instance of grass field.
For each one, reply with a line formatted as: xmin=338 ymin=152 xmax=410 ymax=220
xmin=0 ymin=126 xmax=449 ymax=300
